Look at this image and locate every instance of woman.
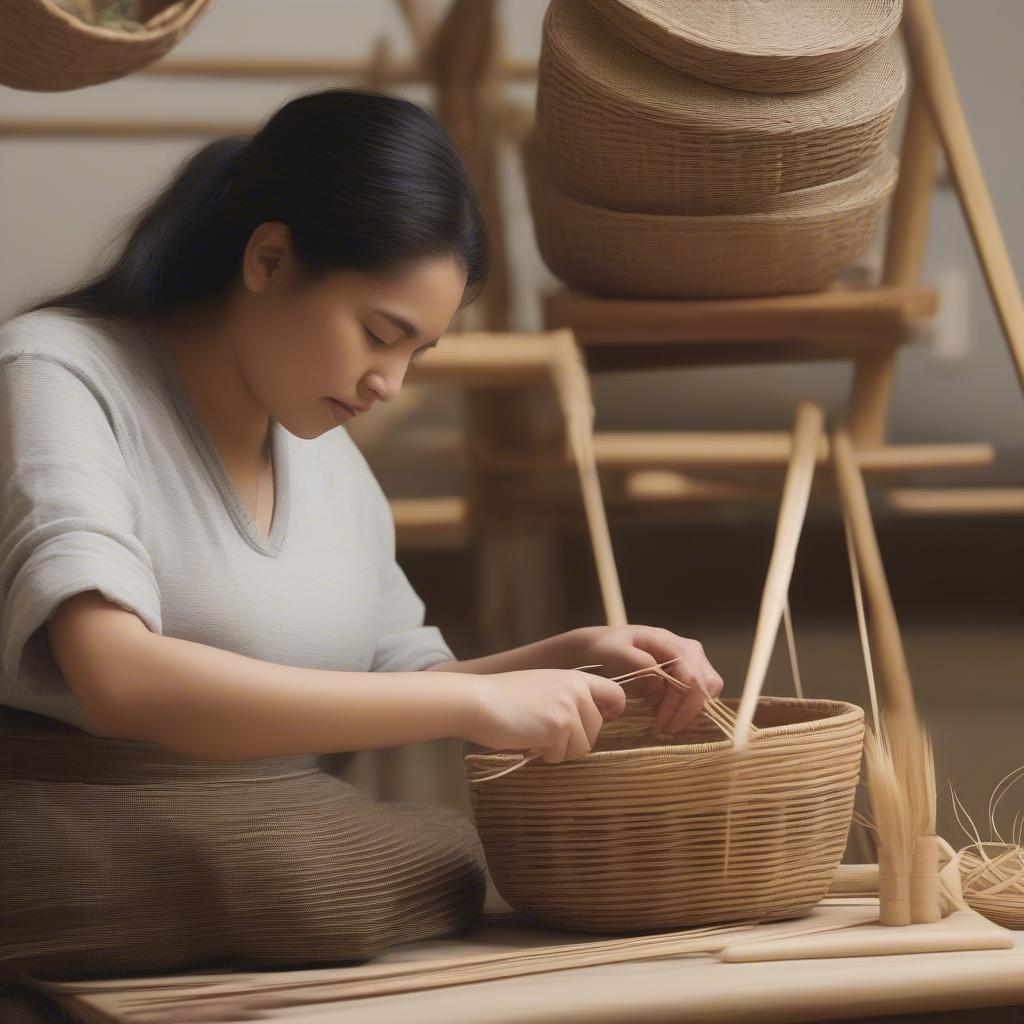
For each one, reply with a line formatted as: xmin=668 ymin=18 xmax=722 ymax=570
xmin=0 ymin=88 xmax=724 ymax=985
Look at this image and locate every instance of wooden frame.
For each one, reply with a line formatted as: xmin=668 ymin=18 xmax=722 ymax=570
xmin=538 ymin=0 xmax=1022 ymax=507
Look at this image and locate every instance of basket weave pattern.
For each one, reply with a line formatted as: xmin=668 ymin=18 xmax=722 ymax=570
xmin=0 ymin=0 xmax=213 ymax=91
xmin=524 ymin=132 xmax=898 ymax=299
xmin=465 ymin=697 xmax=865 ymax=933
xmin=537 ymin=0 xmax=905 ymax=215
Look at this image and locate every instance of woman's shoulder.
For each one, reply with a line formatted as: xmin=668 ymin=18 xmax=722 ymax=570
xmin=312 ymin=425 xmax=394 ymax=527
xmin=0 ymin=308 xmax=141 ymax=384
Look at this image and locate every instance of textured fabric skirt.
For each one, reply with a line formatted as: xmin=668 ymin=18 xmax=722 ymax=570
xmin=0 ymin=705 xmax=487 ymax=989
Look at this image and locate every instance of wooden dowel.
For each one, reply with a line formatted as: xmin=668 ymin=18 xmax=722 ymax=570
xmin=886 ymin=486 xmax=1024 ymax=515
xmin=848 ymin=80 xmax=940 ymax=448
xmin=903 ymin=0 xmax=1024 ymax=392
xmin=552 ymin=342 xmax=628 ymax=627
xmin=733 ymin=401 xmax=825 ymax=752
xmin=830 ymin=430 xmax=917 ymax=718
xmin=829 ymin=863 xmax=881 ymax=895
xmin=140 ymin=55 xmax=538 ymax=82
xmin=882 ymin=87 xmax=940 ymax=290
xmin=591 ymin=433 xmax=992 ymax=473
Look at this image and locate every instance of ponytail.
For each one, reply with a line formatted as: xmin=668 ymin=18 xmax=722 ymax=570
xmin=20 ymin=88 xmax=488 ymax=324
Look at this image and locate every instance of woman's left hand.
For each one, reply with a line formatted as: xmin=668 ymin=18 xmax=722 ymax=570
xmin=571 ymin=625 xmax=724 ymax=735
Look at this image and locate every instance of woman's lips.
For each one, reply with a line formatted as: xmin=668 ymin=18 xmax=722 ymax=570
xmin=326 ymin=397 xmax=357 ymax=421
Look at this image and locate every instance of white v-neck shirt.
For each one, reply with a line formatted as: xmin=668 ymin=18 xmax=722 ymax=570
xmin=0 ymin=308 xmax=454 ymax=734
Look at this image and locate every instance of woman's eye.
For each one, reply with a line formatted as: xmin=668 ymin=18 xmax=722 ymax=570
xmin=364 ymin=327 xmax=387 ymax=348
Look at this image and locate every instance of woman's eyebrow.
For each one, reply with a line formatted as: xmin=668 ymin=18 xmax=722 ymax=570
xmin=376 ymin=310 xmax=417 ymax=338
xmin=376 ymin=309 xmax=441 ymax=346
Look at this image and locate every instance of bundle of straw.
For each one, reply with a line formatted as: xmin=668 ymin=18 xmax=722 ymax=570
xmin=30 ymin=914 xmax=875 ymax=1020
xmin=945 ymin=763 xmax=1024 ymax=929
xmin=854 ymin=708 xmax=940 ymax=925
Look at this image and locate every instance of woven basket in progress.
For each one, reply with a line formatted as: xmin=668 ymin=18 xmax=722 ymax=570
xmin=465 ymin=697 xmax=864 ymax=933
xmin=537 ymin=0 xmax=905 ymax=215
xmin=523 ymin=131 xmax=898 ymax=299
xmin=0 ymin=0 xmax=213 ymax=91
xmin=587 ymin=0 xmax=902 ymax=94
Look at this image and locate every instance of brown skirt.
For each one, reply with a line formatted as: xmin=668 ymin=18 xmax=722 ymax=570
xmin=0 ymin=705 xmax=487 ymax=986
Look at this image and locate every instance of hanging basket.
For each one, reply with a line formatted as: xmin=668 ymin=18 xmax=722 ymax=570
xmin=537 ymin=0 xmax=905 ymax=215
xmin=586 ymin=0 xmax=903 ymax=94
xmin=465 ymin=402 xmax=867 ymax=933
xmin=523 ymin=130 xmax=898 ymax=300
xmin=0 ymin=0 xmax=213 ymax=92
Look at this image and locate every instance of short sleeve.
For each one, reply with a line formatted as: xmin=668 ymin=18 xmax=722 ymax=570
xmin=0 ymin=354 xmax=163 ymax=696
xmin=370 ymin=557 xmax=456 ymax=673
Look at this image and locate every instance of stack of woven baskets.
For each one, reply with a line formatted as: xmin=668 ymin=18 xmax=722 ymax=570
xmin=526 ymin=0 xmax=906 ymax=299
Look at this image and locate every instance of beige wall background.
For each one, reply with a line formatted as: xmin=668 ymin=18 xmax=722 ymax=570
xmin=2 ymin=0 xmax=1024 ymax=459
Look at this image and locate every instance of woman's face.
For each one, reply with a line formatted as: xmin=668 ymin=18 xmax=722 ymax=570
xmin=237 ymin=222 xmax=469 ymax=440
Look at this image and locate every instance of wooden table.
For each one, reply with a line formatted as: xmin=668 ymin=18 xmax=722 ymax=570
xmin=36 ymin=892 xmax=1024 ymax=1024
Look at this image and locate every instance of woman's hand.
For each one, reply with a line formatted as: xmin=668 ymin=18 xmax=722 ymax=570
xmin=571 ymin=625 xmax=724 ymax=735
xmin=462 ymin=669 xmax=626 ymax=764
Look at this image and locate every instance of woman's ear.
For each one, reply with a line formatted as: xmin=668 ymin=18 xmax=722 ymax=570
xmin=242 ymin=221 xmax=297 ymax=294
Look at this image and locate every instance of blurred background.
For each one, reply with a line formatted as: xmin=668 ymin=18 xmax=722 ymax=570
xmin=1 ymin=0 xmax=1021 ymax=858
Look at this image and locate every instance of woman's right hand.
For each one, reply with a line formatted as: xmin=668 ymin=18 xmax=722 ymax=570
xmin=462 ymin=669 xmax=626 ymax=763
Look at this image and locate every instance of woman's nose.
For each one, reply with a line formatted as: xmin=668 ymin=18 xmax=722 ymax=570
xmin=365 ymin=362 xmax=405 ymax=403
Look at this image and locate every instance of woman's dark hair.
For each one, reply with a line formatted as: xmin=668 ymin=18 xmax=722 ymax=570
xmin=20 ymin=88 xmax=488 ymax=322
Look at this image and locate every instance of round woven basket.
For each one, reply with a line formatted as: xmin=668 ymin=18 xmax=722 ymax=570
xmin=0 ymin=0 xmax=213 ymax=91
xmin=537 ymin=0 xmax=905 ymax=215
xmin=465 ymin=697 xmax=865 ymax=933
xmin=587 ymin=0 xmax=902 ymax=94
xmin=523 ymin=130 xmax=898 ymax=299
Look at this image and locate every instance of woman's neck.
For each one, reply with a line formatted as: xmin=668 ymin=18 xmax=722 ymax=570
xmin=152 ymin=307 xmax=271 ymax=469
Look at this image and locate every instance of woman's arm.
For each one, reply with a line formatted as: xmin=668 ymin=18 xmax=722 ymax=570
xmin=48 ymin=592 xmax=627 ymax=763
xmin=428 ymin=623 xmax=727 ymax=738
xmin=425 ymin=626 xmax=600 ymax=675
xmin=49 ymin=590 xmax=476 ymax=761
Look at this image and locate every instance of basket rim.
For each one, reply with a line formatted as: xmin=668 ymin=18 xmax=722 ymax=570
xmin=541 ymin=0 xmax=905 ymax=134
xmin=31 ymin=0 xmax=211 ymax=42
xmin=591 ymin=0 xmax=903 ymax=62
xmin=464 ymin=696 xmax=865 ymax=771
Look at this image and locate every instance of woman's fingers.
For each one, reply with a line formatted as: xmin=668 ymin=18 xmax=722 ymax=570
xmin=577 ymin=689 xmax=605 ymax=751
xmin=649 ymin=677 xmax=689 ymax=734
xmin=541 ymin=675 xmax=614 ymax=763
xmin=583 ymin=672 xmax=627 ymax=719
xmin=663 ymin=680 xmax=707 ymax=733
xmin=542 ymin=709 xmax=588 ymax=764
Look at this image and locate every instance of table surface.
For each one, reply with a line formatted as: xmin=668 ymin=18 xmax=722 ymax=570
xmin=43 ymin=894 xmax=1024 ymax=1024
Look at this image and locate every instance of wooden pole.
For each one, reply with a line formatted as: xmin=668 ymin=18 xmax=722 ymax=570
xmin=733 ymin=401 xmax=825 ymax=752
xmin=902 ymin=0 xmax=1024 ymax=391
xmin=848 ymin=82 xmax=940 ymax=447
xmin=829 ymin=430 xmax=917 ymax=718
xmin=551 ymin=337 xmax=628 ymax=627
